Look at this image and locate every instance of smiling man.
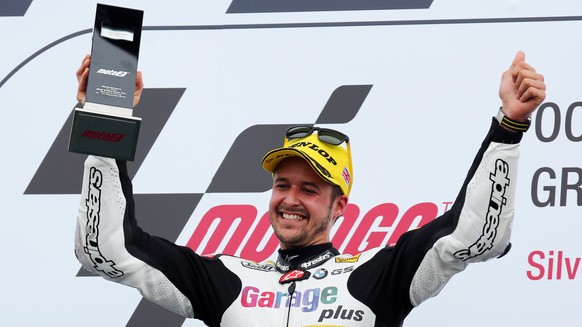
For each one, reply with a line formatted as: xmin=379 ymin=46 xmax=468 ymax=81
xmin=74 ymin=51 xmax=546 ymax=326
xmin=269 ymin=157 xmax=346 ymax=248
xmin=263 ymin=126 xmax=351 ymax=250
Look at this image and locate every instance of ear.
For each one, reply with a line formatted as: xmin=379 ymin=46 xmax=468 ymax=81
xmin=333 ymin=195 xmax=349 ymax=221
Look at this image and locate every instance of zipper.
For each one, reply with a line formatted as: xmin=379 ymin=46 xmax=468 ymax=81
xmin=285 ymin=281 xmax=296 ymax=327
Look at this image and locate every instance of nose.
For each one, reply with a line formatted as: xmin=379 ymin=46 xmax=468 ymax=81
xmin=283 ymin=185 xmax=301 ymax=206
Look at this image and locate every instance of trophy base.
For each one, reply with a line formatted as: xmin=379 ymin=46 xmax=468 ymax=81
xmin=68 ymin=105 xmax=141 ymax=161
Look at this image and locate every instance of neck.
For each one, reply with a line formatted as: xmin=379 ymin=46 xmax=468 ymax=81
xmin=275 ymin=243 xmax=339 ymax=273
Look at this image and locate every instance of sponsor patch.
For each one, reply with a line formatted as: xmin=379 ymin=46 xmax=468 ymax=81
xmin=279 ymin=269 xmax=311 ymax=284
xmin=335 ymin=254 xmax=360 ymax=263
xmin=241 ymin=261 xmax=276 ymax=272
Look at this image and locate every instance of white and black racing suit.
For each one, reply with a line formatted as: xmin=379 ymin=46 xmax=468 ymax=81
xmin=74 ymin=119 xmax=522 ymax=326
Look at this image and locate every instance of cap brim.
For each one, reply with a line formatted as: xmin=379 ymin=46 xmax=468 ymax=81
xmin=262 ymin=147 xmax=335 ymax=185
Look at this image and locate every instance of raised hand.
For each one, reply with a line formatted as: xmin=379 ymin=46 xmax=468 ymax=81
xmin=75 ymin=54 xmax=143 ymax=107
xmin=498 ymin=51 xmax=546 ymax=122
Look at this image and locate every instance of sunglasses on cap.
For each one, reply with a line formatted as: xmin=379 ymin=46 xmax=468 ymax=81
xmin=285 ymin=126 xmax=349 ymax=146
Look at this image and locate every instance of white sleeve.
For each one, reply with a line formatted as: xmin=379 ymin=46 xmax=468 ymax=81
xmin=409 ymin=141 xmax=519 ymax=306
xmin=73 ymin=156 xmax=194 ymax=318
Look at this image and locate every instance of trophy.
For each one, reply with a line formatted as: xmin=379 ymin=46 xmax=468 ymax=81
xmin=68 ymin=3 xmax=144 ymax=161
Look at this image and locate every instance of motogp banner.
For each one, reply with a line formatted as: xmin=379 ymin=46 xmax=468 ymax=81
xmin=0 ymin=1 xmax=580 ymax=326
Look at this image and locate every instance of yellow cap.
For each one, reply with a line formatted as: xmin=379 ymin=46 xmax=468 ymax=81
xmin=261 ymin=132 xmax=353 ymax=196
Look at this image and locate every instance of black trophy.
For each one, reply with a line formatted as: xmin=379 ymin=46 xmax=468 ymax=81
xmin=68 ymin=3 xmax=144 ymax=161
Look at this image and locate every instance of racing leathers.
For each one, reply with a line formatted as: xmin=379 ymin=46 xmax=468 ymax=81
xmin=74 ymin=119 xmax=522 ymax=326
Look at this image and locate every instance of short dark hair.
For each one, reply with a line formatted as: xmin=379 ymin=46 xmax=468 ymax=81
xmin=330 ymin=184 xmax=343 ymax=202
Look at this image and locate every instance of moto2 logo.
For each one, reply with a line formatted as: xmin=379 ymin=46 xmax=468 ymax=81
xmin=96 ymin=68 xmax=129 ymax=77
xmin=81 ymin=130 xmax=126 ymax=142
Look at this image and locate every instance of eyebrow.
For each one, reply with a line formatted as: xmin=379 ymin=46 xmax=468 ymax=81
xmin=274 ymin=177 xmax=322 ymax=191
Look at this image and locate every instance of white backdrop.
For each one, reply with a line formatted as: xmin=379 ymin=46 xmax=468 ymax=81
xmin=0 ymin=1 xmax=581 ymax=326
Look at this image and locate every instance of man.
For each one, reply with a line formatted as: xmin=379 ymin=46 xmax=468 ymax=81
xmin=74 ymin=51 xmax=546 ymax=326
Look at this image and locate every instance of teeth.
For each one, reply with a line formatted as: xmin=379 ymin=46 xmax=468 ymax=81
xmin=282 ymin=213 xmax=304 ymax=220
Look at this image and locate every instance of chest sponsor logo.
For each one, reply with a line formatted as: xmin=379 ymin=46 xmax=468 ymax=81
xmin=276 ymin=260 xmax=290 ymax=272
xmin=300 ymin=252 xmax=332 ymax=269
xmin=241 ymin=285 xmax=365 ymax=323
xmin=319 ymin=305 xmax=365 ymax=323
xmin=279 ymin=269 xmax=311 ymax=284
xmin=335 ymin=254 xmax=361 ymax=263
xmin=241 ymin=261 xmax=276 ymax=272
xmin=241 ymin=285 xmax=338 ymax=312
xmin=313 ymin=268 xmax=328 ymax=280
xmin=313 ymin=266 xmax=355 ymax=280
